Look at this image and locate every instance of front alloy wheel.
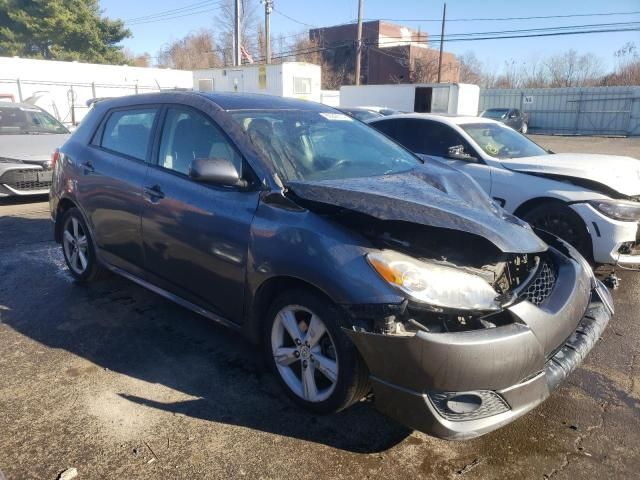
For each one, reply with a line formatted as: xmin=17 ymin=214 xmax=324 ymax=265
xmin=265 ymin=289 xmax=370 ymax=413
xmin=271 ymin=305 xmax=339 ymax=403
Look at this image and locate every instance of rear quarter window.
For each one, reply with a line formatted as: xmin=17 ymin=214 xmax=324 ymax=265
xmin=100 ymin=108 xmax=157 ymax=161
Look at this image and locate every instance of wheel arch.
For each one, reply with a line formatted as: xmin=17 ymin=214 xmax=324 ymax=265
xmin=54 ymin=197 xmax=79 ymax=243
xmin=244 ymin=275 xmax=335 ymax=344
xmin=514 ymin=196 xmax=594 ymax=262
xmin=513 ymin=196 xmax=568 ymax=219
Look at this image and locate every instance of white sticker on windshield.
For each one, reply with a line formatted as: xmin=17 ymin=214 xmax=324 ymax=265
xmin=319 ymin=112 xmax=352 ymax=121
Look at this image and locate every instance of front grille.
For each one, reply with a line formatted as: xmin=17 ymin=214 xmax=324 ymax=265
xmin=0 ymin=169 xmax=51 ymax=191
xmin=522 ymin=260 xmax=557 ymax=306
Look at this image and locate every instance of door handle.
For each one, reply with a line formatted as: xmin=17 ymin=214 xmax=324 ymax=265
xmin=144 ymin=184 xmax=165 ymax=201
xmin=82 ymin=160 xmax=94 ymax=172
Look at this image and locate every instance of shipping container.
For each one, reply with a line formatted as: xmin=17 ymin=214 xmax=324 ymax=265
xmin=193 ymin=62 xmax=322 ymax=103
xmin=339 ymin=83 xmax=480 ymax=115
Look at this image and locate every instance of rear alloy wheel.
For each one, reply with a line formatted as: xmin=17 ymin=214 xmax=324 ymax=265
xmin=522 ymin=202 xmax=593 ymax=262
xmin=265 ymin=289 xmax=370 ymax=413
xmin=60 ymin=208 xmax=104 ymax=282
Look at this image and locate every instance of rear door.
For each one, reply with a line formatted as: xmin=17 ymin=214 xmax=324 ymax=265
xmin=77 ymin=106 xmax=159 ymax=271
xmin=140 ymin=105 xmax=260 ymax=322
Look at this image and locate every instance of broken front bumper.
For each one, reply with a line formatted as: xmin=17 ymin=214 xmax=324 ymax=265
xmin=346 ymin=252 xmax=613 ymax=440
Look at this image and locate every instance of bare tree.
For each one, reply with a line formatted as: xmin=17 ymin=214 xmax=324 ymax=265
xmin=157 ymin=30 xmax=222 ymax=70
xmin=214 ymin=0 xmax=259 ymax=65
xmin=289 ymin=36 xmax=350 ymax=89
xmin=124 ymin=49 xmax=152 ymax=67
xmin=602 ymin=42 xmax=640 ymax=86
xmin=544 ymin=50 xmax=603 ymax=87
xmin=458 ymin=51 xmax=483 ymax=85
xmin=409 ymin=55 xmax=440 ymax=83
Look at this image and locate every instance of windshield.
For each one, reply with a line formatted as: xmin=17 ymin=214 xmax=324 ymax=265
xmin=231 ymin=109 xmax=421 ymax=182
xmin=480 ymin=109 xmax=508 ymax=120
xmin=0 ymin=106 xmax=69 ymax=135
xmin=460 ymin=122 xmax=547 ymax=159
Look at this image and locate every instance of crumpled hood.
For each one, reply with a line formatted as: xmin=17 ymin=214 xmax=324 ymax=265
xmin=287 ymin=163 xmax=548 ymax=254
xmin=0 ymin=134 xmax=70 ymax=163
xmin=501 ymin=153 xmax=640 ymax=197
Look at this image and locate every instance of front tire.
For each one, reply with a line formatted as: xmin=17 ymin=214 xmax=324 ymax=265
xmin=264 ymin=289 xmax=370 ymax=414
xmin=521 ymin=122 xmax=528 ymax=134
xmin=522 ymin=201 xmax=593 ymax=262
xmin=60 ymin=207 xmax=104 ymax=283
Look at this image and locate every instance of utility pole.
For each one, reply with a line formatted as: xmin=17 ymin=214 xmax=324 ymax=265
xmin=234 ymin=0 xmax=242 ymax=66
xmin=354 ymin=0 xmax=364 ymax=85
xmin=437 ymin=2 xmax=446 ymax=83
xmin=264 ymin=0 xmax=273 ymax=64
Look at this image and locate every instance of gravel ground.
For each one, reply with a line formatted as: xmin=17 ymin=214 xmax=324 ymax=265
xmin=0 ymin=136 xmax=638 ymax=479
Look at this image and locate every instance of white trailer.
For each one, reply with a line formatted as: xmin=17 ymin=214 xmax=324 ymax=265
xmin=193 ymin=62 xmax=322 ymax=103
xmin=339 ymin=83 xmax=480 ymax=116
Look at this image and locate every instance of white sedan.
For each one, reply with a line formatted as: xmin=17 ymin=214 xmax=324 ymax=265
xmin=368 ymin=113 xmax=640 ymax=268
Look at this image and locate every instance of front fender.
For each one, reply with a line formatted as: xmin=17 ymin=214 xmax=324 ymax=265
xmin=246 ymin=200 xmax=403 ymax=308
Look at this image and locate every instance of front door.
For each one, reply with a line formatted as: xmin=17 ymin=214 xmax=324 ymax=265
xmin=141 ymin=105 xmax=259 ymax=322
xmin=78 ymin=106 xmax=159 ymax=270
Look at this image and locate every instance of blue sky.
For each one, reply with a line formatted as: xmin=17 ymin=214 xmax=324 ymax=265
xmin=102 ymin=0 xmax=640 ymax=71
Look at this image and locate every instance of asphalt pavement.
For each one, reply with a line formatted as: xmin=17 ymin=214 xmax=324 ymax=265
xmin=0 ymin=136 xmax=638 ymax=479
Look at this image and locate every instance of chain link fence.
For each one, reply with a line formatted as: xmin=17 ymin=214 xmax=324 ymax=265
xmin=479 ymin=86 xmax=640 ymax=137
xmin=0 ymin=78 xmax=163 ymax=125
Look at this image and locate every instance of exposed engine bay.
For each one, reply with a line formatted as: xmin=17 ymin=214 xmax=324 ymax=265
xmin=329 ymin=209 xmax=556 ymax=336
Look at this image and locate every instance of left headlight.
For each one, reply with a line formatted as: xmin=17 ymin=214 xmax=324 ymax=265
xmin=588 ymin=199 xmax=640 ymax=222
xmin=367 ymin=250 xmax=501 ymax=312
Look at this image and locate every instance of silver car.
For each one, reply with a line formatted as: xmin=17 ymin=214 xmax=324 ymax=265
xmin=0 ymin=102 xmax=70 ymax=197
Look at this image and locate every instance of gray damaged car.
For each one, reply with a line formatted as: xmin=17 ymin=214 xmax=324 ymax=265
xmin=50 ymin=92 xmax=613 ymax=439
xmin=0 ymin=102 xmax=70 ymax=197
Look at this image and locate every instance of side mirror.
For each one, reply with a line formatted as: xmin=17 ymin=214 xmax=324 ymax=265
xmin=446 ymin=145 xmax=476 ymax=161
xmin=189 ymin=158 xmax=247 ymax=187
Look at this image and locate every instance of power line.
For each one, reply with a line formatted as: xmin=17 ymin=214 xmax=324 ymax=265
xmin=124 ymin=0 xmax=217 ymax=22
xmin=368 ymin=10 xmax=640 ymax=23
xmin=259 ymin=24 xmax=640 ymax=62
xmin=272 ymin=7 xmax=318 ymax=28
xmin=125 ymin=1 xmax=226 ymax=25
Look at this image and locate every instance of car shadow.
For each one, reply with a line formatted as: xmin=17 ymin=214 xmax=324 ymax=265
xmin=0 ymin=234 xmax=412 ymax=453
xmin=0 ymin=194 xmax=49 ymax=206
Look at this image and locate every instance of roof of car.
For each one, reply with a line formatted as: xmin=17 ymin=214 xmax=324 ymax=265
xmin=93 ymin=91 xmax=334 ymax=113
xmin=199 ymin=92 xmax=334 ymax=111
xmin=0 ymin=102 xmax=43 ymax=110
xmin=368 ymin=112 xmax=498 ymax=126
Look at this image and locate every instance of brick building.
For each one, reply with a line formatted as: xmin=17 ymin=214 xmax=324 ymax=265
xmin=309 ymin=20 xmax=459 ymax=85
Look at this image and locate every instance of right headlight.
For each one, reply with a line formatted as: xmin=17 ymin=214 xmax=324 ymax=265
xmin=367 ymin=250 xmax=501 ymax=312
xmin=588 ymin=199 xmax=640 ymax=222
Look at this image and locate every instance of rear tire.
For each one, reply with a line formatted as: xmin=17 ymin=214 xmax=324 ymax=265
xmin=522 ymin=201 xmax=593 ymax=262
xmin=263 ymin=288 xmax=370 ymax=414
xmin=60 ymin=207 xmax=105 ymax=283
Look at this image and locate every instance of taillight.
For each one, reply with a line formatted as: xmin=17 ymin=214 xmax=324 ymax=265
xmin=52 ymin=149 xmax=60 ymax=169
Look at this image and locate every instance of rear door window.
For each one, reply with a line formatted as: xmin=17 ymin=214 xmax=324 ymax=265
xmin=100 ymin=108 xmax=157 ymax=161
